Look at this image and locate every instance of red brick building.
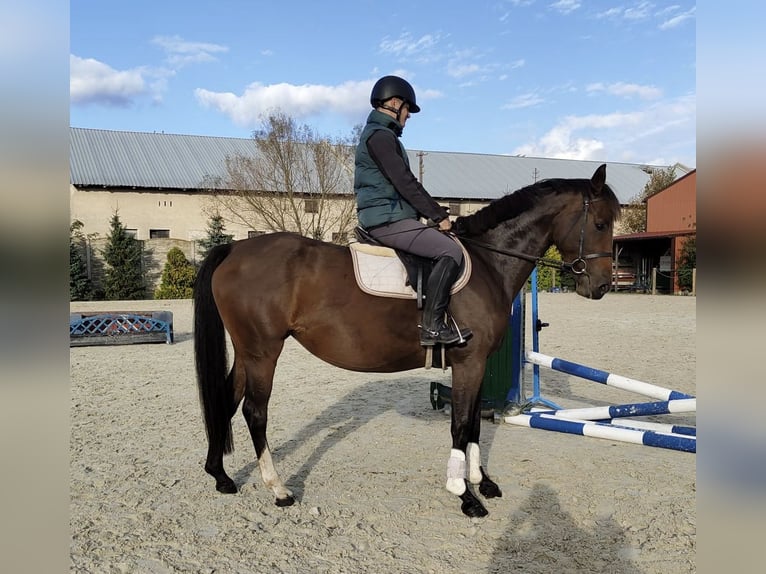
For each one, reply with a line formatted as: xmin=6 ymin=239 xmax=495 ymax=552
xmin=613 ymin=170 xmax=696 ymax=294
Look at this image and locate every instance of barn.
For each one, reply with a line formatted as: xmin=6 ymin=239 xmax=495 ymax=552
xmin=69 ymin=127 xmax=692 ymax=293
xmin=613 ymin=169 xmax=697 ymax=294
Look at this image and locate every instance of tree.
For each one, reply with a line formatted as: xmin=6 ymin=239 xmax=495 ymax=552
xmin=155 ymin=247 xmax=196 ymax=299
xmin=527 ymin=246 xmax=575 ymax=291
xmin=210 ymin=112 xmax=358 ymax=243
xmin=70 ymin=220 xmax=93 ymax=301
xmin=677 ymin=236 xmax=696 ymax=292
xmin=621 ymin=166 xmax=677 ymax=233
xmin=102 ymin=212 xmax=146 ymax=300
xmin=197 ymin=212 xmax=234 ymax=261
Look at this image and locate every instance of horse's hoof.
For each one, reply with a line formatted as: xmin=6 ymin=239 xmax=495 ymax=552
xmin=216 ymin=479 xmax=238 ymax=494
xmin=459 ymin=490 xmax=489 ymax=518
xmin=461 ymin=499 xmax=489 ymax=518
xmin=479 ymin=480 xmax=503 ymax=499
xmin=275 ymin=495 xmax=295 ymax=507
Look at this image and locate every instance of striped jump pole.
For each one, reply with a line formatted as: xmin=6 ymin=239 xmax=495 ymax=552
xmin=525 ymin=350 xmax=694 ymax=401
xmin=504 ymin=412 xmax=696 ymax=453
xmin=600 ymin=419 xmax=696 ymax=437
xmin=529 ymin=397 xmax=696 ymax=421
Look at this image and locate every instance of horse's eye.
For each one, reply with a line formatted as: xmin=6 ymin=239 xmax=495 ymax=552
xmin=595 ymin=222 xmax=607 ymax=231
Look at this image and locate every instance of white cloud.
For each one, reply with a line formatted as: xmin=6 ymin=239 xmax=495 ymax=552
xmin=587 ymin=81 xmax=662 ymax=100
xmin=503 ymin=93 xmax=545 ymax=109
xmin=513 ymin=93 xmax=695 ymax=164
xmin=379 ymin=32 xmax=445 ymax=63
xmin=624 ymin=1 xmax=653 ymax=20
xmin=70 ymin=54 xmax=146 ymax=106
xmin=549 ymin=0 xmax=581 ymax=15
xmin=151 ymin=35 xmax=228 ymax=67
xmin=195 ymin=80 xmax=376 ymax=127
xmin=659 ymin=7 xmax=696 ymax=30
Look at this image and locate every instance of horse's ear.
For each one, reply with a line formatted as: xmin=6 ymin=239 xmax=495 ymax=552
xmin=591 ymin=164 xmax=607 ymax=194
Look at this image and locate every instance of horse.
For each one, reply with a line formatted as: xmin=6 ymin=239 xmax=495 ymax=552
xmin=193 ymin=164 xmax=621 ymax=517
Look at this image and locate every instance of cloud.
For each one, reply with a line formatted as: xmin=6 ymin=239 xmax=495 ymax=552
xmin=513 ymin=93 xmax=695 ymax=164
xmin=70 ymin=54 xmax=147 ymax=106
xmin=587 ymin=81 xmax=662 ymax=100
xmin=195 ymin=80 xmax=376 ymax=127
xmin=151 ymin=35 xmax=228 ymax=67
xmin=549 ymin=0 xmax=581 ymax=15
xmin=503 ymin=92 xmax=545 ymax=109
xmin=379 ymin=32 xmax=445 ymax=64
xmin=659 ymin=7 xmax=696 ymax=30
xmin=623 ymin=1 xmax=652 ymax=20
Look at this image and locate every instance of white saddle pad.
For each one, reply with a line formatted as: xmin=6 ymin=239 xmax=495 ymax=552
xmin=349 ymin=239 xmax=471 ymax=299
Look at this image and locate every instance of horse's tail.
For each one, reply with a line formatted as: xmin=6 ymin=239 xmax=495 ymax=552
xmin=194 ymin=242 xmax=235 ymax=454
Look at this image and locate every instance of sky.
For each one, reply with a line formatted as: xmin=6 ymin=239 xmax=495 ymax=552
xmin=70 ymin=0 xmax=696 ymax=167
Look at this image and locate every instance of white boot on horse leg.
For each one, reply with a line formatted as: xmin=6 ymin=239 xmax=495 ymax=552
xmin=466 ymin=442 xmax=483 ymax=485
xmin=445 ymin=448 xmax=467 ymax=495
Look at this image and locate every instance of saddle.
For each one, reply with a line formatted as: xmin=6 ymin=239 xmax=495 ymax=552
xmin=349 ymin=226 xmax=471 ymax=308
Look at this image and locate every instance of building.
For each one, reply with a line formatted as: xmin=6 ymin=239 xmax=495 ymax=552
xmin=70 ymin=127 xmax=692 ymax=292
xmin=613 ymin=169 xmax=696 ymax=294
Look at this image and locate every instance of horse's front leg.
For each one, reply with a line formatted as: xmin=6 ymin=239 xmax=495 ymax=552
xmin=447 ymin=367 xmax=494 ymax=517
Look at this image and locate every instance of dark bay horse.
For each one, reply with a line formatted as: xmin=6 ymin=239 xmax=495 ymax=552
xmin=193 ymin=164 xmax=621 ymax=517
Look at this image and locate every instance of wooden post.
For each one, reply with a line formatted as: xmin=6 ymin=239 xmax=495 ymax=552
xmin=651 ymin=267 xmax=657 ymax=295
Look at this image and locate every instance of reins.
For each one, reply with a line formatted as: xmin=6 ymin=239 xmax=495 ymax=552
xmin=455 ymin=196 xmax=612 ymax=275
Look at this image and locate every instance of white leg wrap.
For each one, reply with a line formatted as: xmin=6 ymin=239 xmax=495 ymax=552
xmin=467 ymin=442 xmax=482 ymax=485
xmin=445 ymin=449 xmax=467 ymax=495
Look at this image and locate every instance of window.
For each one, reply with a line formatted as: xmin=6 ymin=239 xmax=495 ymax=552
xmin=304 ymin=199 xmax=319 ymax=214
xmin=448 ymin=202 xmax=462 ymax=216
xmin=247 ymin=230 xmax=265 ymax=238
xmin=125 ymin=228 xmax=138 ymax=238
xmin=158 ymin=200 xmax=173 ymax=207
xmin=149 ymin=229 xmax=170 ymax=239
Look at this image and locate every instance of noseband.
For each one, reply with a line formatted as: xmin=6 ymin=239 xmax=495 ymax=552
xmin=568 ymin=197 xmax=612 ymax=275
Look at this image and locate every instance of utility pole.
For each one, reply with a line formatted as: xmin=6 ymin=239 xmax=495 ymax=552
xmin=533 ymin=167 xmax=540 ymax=183
xmin=417 ymin=151 xmax=427 ymax=182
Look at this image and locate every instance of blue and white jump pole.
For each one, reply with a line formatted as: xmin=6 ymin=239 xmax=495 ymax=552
xmin=500 ymin=269 xmax=696 ymax=453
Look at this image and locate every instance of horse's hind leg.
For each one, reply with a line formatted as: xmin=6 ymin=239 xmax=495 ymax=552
xmin=204 ymin=362 xmax=245 ymax=494
xmin=240 ymin=346 xmax=294 ymax=507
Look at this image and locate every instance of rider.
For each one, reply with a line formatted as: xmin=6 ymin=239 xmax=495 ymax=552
xmin=353 ymin=75 xmax=472 ymax=347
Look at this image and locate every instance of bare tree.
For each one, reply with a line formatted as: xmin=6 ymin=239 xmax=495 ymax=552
xmin=621 ymin=165 xmax=677 ymax=233
xmin=210 ymin=113 xmax=359 ymax=243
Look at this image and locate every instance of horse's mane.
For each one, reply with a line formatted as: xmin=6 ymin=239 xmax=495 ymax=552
xmin=453 ymin=177 xmax=621 ymax=237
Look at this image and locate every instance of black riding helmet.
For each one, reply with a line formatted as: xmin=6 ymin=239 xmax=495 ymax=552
xmin=370 ymin=75 xmax=420 ymax=113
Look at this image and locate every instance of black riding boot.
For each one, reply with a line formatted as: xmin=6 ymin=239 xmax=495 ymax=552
xmin=420 ymin=257 xmax=472 ymax=346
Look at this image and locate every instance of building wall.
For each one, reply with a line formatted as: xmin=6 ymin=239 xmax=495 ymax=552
xmin=70 ymin=186 xmax=245 ymax=241
xmin=646 ymin=171 xmax=696 ymax=233
xmin=70 ymin=185 xmax=493 ymax=243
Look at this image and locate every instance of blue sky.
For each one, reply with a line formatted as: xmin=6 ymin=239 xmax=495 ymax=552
xmin=70 ymin=0 xmax=696 ymax=167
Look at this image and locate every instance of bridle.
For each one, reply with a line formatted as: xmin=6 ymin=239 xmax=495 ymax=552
xmin=456 ymin=196 xmax=612 ymax=275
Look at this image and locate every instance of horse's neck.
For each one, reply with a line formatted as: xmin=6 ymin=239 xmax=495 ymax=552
xmin=479 ymin=213 xmax=554 ymax=298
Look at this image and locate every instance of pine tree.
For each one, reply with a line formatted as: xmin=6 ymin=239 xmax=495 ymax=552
xmin=69 ymin=220 xmax=92 ymax=301
xmin=154 ymin=247 xmax=196 ymax=299
xmin=198 ymin=213 xmax=234 ymax=260
xmin=102 ymin=212 xmax=146 ymax=300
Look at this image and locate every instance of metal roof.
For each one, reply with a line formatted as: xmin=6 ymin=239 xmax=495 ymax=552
xmin=70 ymin=127 xmax=687 ymax=204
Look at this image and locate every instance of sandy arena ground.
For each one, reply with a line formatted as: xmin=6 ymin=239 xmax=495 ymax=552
xmin=70 ymin=292 xmax=696 ymax=573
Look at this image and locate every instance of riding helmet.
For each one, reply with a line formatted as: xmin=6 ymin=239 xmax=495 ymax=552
xmin=370 ymin=75 xmax=420 ymax=113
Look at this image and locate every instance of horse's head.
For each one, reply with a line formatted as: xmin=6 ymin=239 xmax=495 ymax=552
xmin=551 ymin=164 xmax=621 ymax=299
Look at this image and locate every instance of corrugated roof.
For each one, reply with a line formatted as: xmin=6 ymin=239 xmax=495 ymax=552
xmin=70 ymin=127 xmax=687 ymax=203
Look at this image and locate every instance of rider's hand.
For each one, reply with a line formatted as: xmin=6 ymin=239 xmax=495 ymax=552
xmin=438 ymin=218 xmax=452 ymax=232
